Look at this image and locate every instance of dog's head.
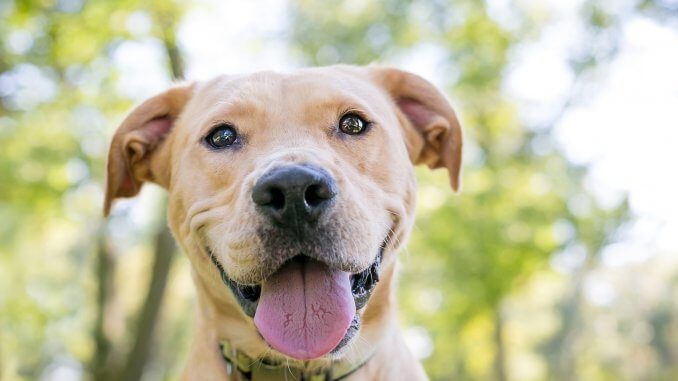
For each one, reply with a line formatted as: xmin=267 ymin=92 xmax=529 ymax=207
xmin=104 ymin=65 xmax=461 ymax=363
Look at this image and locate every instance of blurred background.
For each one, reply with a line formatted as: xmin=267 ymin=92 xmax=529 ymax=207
xmin=1 ymin=0 xmax=677 ymax=380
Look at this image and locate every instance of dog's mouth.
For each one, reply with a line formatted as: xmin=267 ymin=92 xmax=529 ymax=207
xmin=208 ymin=246 xmax=383 ymax=360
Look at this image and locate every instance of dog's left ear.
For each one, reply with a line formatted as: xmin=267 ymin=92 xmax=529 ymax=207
xmin=370 ymin=68 xmax=463 ymax=191
xmin=104 ymin=82 xmax=194 ymax=216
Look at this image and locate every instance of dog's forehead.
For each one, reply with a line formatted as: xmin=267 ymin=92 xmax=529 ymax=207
xmin=192 ymin=67 xmax=387 ymax=114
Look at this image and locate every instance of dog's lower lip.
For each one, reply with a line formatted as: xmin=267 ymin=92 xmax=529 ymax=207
xmin=350 ymin=249 xmax=383 ymax=310
xmin=238 ymin=284 xmax=261 ymax=302
xmin=207 ymin=250 xmax=260 ymax=316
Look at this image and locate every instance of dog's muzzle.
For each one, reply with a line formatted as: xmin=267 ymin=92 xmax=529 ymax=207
xmin=207 ymin=163 xmax=386 ymax=360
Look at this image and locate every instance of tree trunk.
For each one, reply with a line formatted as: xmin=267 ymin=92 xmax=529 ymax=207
xmin=493 ymin=305 xmax=508 ymax=381
xmin=553 ymin=265 xmax=588 ymax=381
xmin=119 ymin=222 xmax=175 ymax=381
xmin=89 ymin=228 xmax=116 ymax=381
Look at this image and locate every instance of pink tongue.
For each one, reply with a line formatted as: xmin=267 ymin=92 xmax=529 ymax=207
xmin=254 ymin=258 xmax=355 ymax=360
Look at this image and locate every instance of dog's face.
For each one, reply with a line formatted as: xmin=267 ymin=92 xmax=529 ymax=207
xmin=104 ymin=65 xmax=461 ymax=363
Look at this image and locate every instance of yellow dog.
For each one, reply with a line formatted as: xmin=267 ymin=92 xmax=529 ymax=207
xmin=104 ymin=65 xmax=462 ymax=380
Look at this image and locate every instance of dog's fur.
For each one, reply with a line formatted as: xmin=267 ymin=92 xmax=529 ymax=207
xmin=104 ymin=65 xmax=462 ymax=380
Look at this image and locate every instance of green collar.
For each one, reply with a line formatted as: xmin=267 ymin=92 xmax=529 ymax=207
xmin=219 ymin=341 xmax=373 ymax=381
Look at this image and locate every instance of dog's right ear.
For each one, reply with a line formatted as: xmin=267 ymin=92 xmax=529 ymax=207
xmin=103 ymin=82 xmax=194 ymax=217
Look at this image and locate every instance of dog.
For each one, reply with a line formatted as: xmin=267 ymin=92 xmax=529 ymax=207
xmin=104 ymin=65 xmax=462 ymax=380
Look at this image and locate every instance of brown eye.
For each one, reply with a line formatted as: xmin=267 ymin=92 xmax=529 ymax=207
xmin=339 ymin=114 xmax=367 ymax=135
xmin=206 ymin=124 xmax=237 ymax=149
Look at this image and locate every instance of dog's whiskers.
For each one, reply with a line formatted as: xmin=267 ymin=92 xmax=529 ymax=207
xmin=354 ymin=335 xmax=371 ymax=362
xmin=285 ymin=358 xmax=294 ymax=380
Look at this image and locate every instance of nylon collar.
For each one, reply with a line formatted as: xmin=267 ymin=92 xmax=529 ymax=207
xmin=219 ymin=340 xmax=373 ymax=381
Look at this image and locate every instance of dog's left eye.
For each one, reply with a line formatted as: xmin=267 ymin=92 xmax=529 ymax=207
xmin=339 ymin=114 xmax=367 ymax=135
xmin=205 ymin=124 xmax=237 ymax=149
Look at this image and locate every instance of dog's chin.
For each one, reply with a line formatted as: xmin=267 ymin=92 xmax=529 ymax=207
xmin=207 ymin=246 xmax=384 ymax=360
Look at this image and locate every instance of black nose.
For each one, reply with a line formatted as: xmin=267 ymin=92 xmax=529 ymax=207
xmin=252 ymin=165 xmax=337 ymax=227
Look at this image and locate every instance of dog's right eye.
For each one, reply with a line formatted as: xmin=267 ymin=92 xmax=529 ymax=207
xmin=205 ymin=124 xmax=237 ymax=149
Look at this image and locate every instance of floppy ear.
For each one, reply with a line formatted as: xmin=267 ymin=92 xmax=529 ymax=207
xmin=370 ymin=68 xmax=463 ymax=191
xmin=104 ymin=82 xmax=194 ymax=216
